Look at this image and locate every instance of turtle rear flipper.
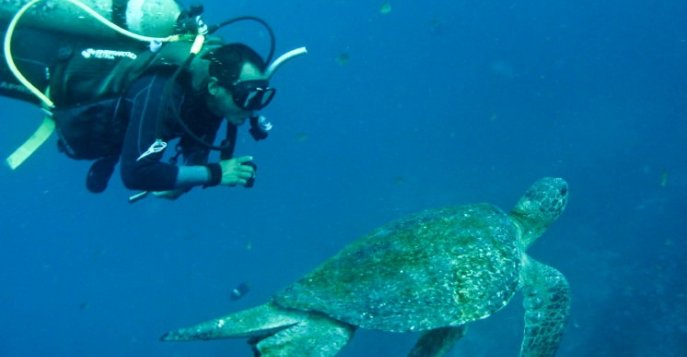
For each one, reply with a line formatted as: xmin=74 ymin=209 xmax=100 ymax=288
xmin=162 ymin=302 xmax=355 ymax=356
xmin=519 ymin=257 xmax=571 ymax=357
xmin=408 ymin=326 xmax=467 ymax=357
xmin=160 ymin=303 xmax=305 ymax=341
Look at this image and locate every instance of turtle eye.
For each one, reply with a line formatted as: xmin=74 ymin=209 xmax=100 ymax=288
xmin=559 ymin=187 xmax=568 ymax=196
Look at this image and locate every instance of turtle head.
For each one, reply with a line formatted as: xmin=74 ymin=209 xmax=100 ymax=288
xmin=510 ymin=177 xmax=569 ymax=249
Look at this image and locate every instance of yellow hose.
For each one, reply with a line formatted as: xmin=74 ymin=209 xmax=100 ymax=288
xmin=3 ymin=0 xmax=53 ymax=107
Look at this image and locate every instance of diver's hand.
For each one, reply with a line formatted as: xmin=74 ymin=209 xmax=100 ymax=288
xmin=219 ymin=156 xmax=256 ymax=187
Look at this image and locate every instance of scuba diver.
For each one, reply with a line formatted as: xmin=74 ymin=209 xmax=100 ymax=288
xmin=104 ymin=39 xmax=277 ymax=200
xmin=0 ymin=0 xmax=306 ymax=201
xmin=114 ymin=40 xmax=268 ymax=200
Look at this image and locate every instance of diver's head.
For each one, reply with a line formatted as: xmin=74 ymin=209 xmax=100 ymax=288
xmin=206 ymin=44 xmax=275 ymax=124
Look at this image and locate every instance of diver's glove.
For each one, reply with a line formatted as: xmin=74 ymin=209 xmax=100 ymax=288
xmin=206 ymin=155 xmax=256 ymax=187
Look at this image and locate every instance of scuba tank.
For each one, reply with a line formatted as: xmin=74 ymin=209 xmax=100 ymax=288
xmin=0 ymin=0 xmax=182 ymax=40
xmin=0 ymin=0 xmax=188 ymax=105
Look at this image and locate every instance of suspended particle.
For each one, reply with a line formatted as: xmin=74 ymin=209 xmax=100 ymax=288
xmin=336 ymin=52 xmax=350 ymax=66
xmin=380 ymin=1 xmax=392 ymax=15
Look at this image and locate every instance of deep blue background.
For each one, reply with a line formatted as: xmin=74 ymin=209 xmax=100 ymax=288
xmin=1 ymin=0 xmax=686 ymax=356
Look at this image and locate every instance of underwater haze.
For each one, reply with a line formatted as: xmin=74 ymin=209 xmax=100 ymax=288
xmin=1 ymin=0 xmax=686 ymax=356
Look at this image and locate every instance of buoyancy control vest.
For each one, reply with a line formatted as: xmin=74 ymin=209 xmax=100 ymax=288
xmin=49 ymin=37 xmax=222 ymax=107
xmin=48 ymin=38 xmax=222 ymax=160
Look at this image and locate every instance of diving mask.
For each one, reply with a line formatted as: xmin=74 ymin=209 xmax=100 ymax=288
xmin=229 ymin=79 xmax=276 ymax=111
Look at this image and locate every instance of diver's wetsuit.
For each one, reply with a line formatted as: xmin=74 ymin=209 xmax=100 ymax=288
xmin=119 ymin=72 xmax=224 ymax=191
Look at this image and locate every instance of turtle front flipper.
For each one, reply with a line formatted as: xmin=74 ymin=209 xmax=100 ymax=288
xmin=161 ymin=302 xmax=355 ymax=356
xmin=407 ymin=326 xmax=467 ymax=357
xmin=519 ymin=257 xmax=571 ymax=357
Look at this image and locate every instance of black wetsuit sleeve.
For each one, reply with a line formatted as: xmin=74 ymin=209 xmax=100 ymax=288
xmin=119 ymin=73 xmax=182 ymax=191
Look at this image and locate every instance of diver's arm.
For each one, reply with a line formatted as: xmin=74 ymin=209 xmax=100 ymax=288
xmin=151 ymin=156 xmax=254 ymax=200
xmin=170 ymin=106 xmax=224 ymax=188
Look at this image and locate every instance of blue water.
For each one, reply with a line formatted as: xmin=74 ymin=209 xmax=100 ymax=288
xmin=1 ymin=0 xmax=686 ymax=356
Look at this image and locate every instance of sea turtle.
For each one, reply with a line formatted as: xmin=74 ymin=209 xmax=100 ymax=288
xmin=162 ymin=177 xmax=571 ymax=356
